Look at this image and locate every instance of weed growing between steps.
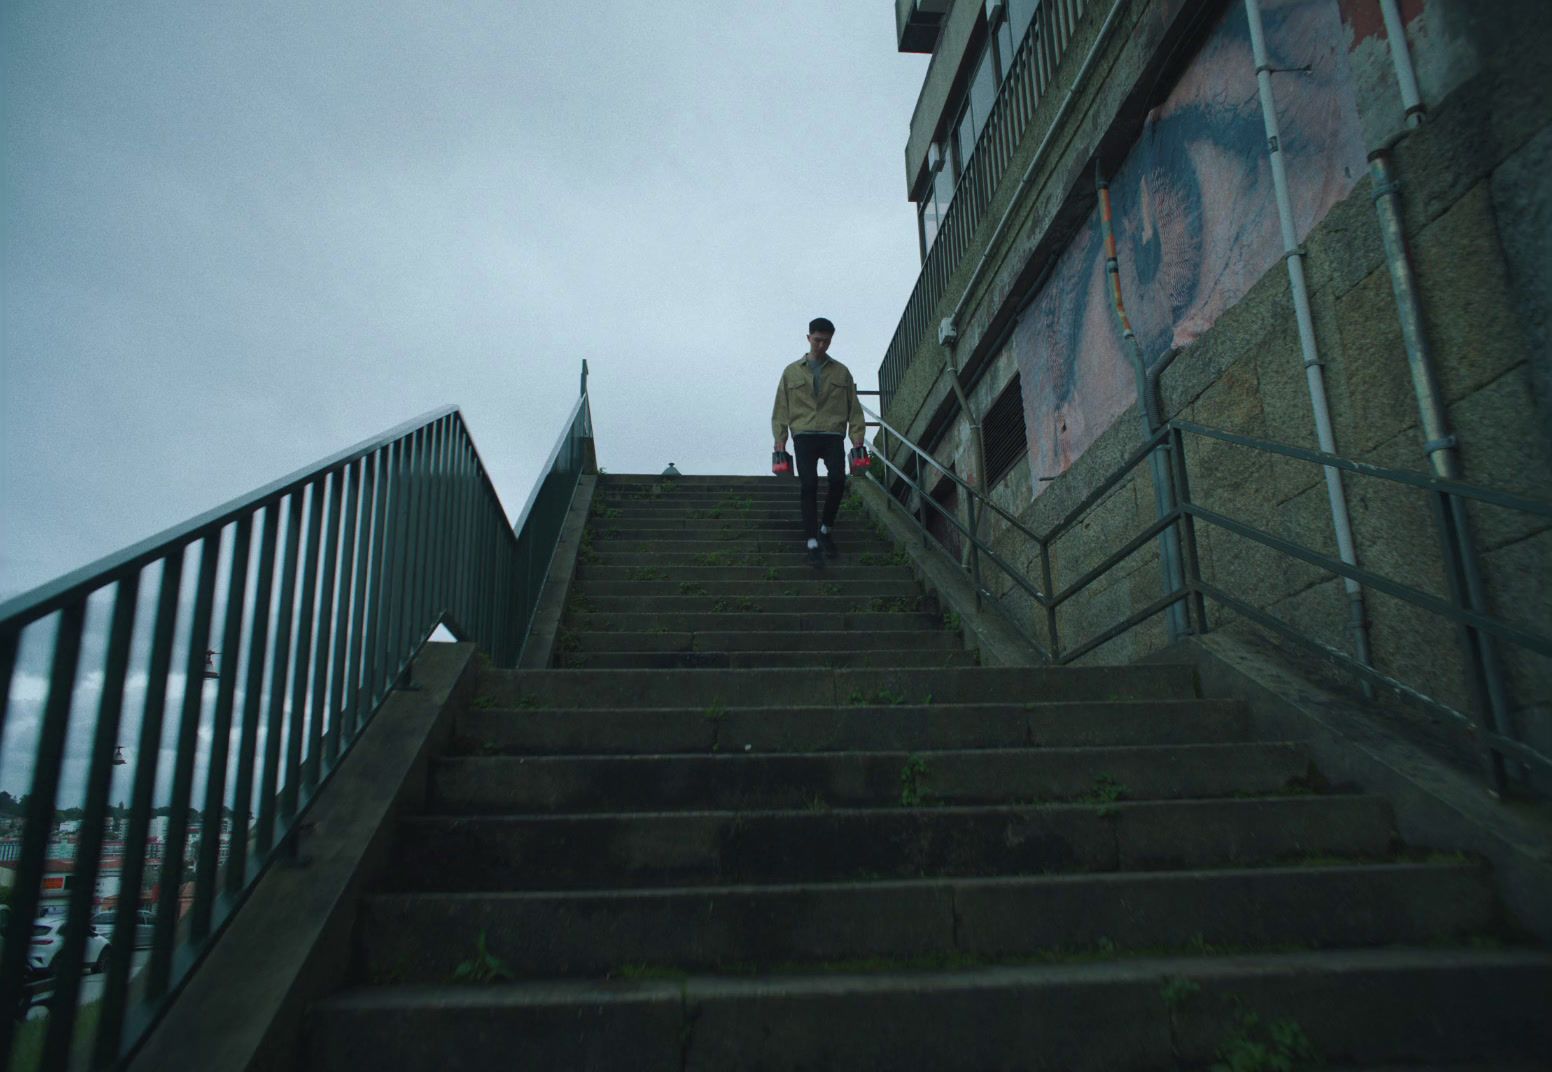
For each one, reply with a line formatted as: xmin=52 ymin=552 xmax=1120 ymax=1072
xmin=450 ymin=932 xmax=513 ymax=984
xmin=899 ymin=754 xmax=932 ymax=806
xmin=1211 ymin=1008 xmax=1320 ymax=1072
xmin=1085 ymin=774 xmax=1128 ymax=817
xmin=679 ymin=582 xmax=709 ymax=595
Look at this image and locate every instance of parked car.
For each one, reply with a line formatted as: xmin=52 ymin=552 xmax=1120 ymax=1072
xmin=29 ymin=916 xmax=111 ymax=975
xmin=90 ymin=908 xmax=156 ymax=950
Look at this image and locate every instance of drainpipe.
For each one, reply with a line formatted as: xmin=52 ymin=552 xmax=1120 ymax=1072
xmin=1379 ymin=0 xmax=1427 ymax=127
xmin=1244 ymin=0 xmax=1376 ymax=687
xmin=1096 ymin=167 xmax=1189 ymax=640
xmin=1369 ymin=146 xmax=1515 ymax=792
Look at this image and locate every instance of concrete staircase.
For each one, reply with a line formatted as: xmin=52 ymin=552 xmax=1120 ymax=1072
xmin=307 ymin=475 xmax=1551 ymax=1070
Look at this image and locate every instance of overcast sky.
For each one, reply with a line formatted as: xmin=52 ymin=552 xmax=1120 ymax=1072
xmin=1 ymin=2 xmax=929 ymax=801
xmin=2 ymin=1 xmax=929 ymax=602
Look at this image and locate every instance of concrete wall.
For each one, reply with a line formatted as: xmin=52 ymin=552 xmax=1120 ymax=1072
xmin=880 ymin=0 xmax=1552 ymax=778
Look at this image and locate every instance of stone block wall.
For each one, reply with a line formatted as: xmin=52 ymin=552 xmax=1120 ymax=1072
xmin=881 ymin=0 xmax=1552 ymax=779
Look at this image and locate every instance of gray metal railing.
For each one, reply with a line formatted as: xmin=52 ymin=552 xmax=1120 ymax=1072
xmin=864 ymin=403 xmax=1552 ymax=796
xmin=0 ymin=366 xmax=593 ymax=1069
xmin=881 ymin=0 xmax=1094 ymax=413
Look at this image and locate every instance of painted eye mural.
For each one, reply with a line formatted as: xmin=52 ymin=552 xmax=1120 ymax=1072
xmin=1011 ymin=0 xmax=1366 ymax=492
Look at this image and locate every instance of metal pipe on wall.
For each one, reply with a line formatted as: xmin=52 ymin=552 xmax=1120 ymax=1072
xmin=1378 ymin=0 xmax=1427 ymax=126
xmin=1096 ymin=169 xmax=1189 ymax=640
xmin=1369 ymin=147 xmax=1516 ymax=792
xmin=1243 ymin=0 xmax=1376 ymax=686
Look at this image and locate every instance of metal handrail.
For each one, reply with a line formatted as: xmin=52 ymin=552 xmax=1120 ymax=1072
xmin=862 ymin=399 xmax=1187 ymax=666
xmin=881 ymin=0 xmax=1097 ymax=412
xmin=861 ymin=400 xmax=1552 ymax=794
xmin=0 ymin=367 xmax=594 ymax=1069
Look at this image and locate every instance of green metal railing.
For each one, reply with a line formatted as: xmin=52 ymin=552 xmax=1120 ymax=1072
xmin=0 ymin=365 xmax=593 ymax=1069
xmin=865 ymin=402 xmax=1552 ymax=796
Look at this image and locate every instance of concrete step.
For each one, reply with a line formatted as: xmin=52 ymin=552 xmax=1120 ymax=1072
xmin=600 ymin=474 xmax=788 ymax=484
xmin=588 ymin=520 xmax=862 ymax=537
xmin=427 ymin=742 xmax=1315 ymax=813
xmin=565 ymin=611 xmax=945 ymax=633
xmin=571 ymin=578 xmax=924 ymax=599
xmin=592 ymin=486 xmax=811 ymax=499
xmin=568 ymin=594 xmax=938 ymax=615
xmin=567 ymin=629 xmax=957 ymax=655
xmin=584 ymin=541 xmax=900 ymax=558
xmin=453 ymin=699 xmax=1254 ymax=756
xmin=357 ymin=862 xmax=1497 ymax=982
xmin=593 ymin=493 xmax=817 ymax=509
xmin=555 ymin=648 xmax=981 ymax=670
xmin=575 ymin=564 xmax=914 ymax=582
xmin=588 ymin=505 xmax=843 ymax=522
xmin=473 ymin=664 xmax=1201 ymax=709
xmin=308 ymin=948 xmax=1552 ymax=1070
xmin=388 ymin=795 xmax=1396 ymax=891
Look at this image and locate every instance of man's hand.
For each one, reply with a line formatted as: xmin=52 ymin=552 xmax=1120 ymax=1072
xmin=775 ymin=441 xmax=785 ymax=452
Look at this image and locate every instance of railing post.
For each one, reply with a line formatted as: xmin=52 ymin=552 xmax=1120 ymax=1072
xmin=1430 ymin=486 xmax=1511 ymax=795
xmin=966 ymin=493 xmax=983 ymax=610
xmin=1041 ymin=540 xmax=1060 ymax=663
xmin=1169 ymin=427 xmax=1208 ymax=635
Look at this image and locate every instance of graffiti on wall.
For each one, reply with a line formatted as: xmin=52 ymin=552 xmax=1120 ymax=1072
xmin=1009 ymin=0 xmax=1366 ymax=491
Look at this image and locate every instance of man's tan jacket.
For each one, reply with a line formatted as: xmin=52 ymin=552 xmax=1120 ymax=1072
xmin=771 ymin=355 xmax=867 ymax=444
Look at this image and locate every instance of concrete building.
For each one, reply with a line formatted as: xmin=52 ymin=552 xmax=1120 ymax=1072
xmin=878 ymin=0 xmax=1551 ymax=790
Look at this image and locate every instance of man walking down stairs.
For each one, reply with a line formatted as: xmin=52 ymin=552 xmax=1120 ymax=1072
xmin=307 ymin=475 xmax=1551 ymax=1070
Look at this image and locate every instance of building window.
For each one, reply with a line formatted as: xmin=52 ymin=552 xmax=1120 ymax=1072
xmin=982 ymin=374 xmax=1028 ymax=487
xmin=993 ymin=11 xmax=1018 ymax=81
xmin=918 ymin=193 xmax=941 ymax=258
xmin=953 ymin=43 xmax=999 ymax=176
xmin=1008 ymin=0 xmax=1038 ymax=44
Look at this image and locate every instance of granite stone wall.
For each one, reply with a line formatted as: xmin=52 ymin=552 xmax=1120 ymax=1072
xmin=881 ymin=0 xmax=1552 ymax=777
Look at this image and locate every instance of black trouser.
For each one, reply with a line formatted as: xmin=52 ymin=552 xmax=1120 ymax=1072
xmin=794 ymin=434 xmax=846 ymax=539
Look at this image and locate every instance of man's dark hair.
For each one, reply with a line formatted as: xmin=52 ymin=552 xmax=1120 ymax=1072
xmin=808 ymin=317 xmax=835 ymax=334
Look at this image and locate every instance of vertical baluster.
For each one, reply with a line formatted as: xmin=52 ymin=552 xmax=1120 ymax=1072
xmin=368 ymin=441 xmax=403 ymax=709
xmin=418 ymin=421 xmax=443 ymax=638
xmin=345 ymin=454 xmax=384 ymax=743
xmin=94 ymin=551 xmax=183 ymax=1067
xmin=423 ymin=420 xmax=451 ymax=637
xmin=227 ymin=504 xmax=279 ymax=891
xmin=0 ymin=598 xmax=85 ymax=1056
xmin=307 ymin=469 xmax=345 ymax=790
xmin=147 ymin=533 xmax=221 ymax=998
xmin=40 ymin=577 xmax=137 ymax=1069
xmin=191 ymin=515 xmax=252 ymax=940
xmin=0 ymin=626 xmax=17 ymax=756
xmin=455 ymin=436 xmax=477 ymax=637
xmin=362 ymin=444 xmax=395 ymax=720
xmin=394 ymin=428 xmax=427 ymax=667
xmin=326 ymin=463 xmax=362 ymax=764
xmin=283 ymin=483 xmax=325 ymax=813
xmin=256 ymin=494 xmax=302 ymax=854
